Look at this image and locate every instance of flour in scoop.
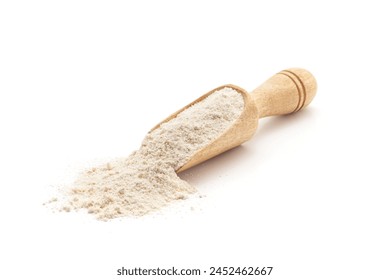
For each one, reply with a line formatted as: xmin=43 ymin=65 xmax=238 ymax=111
xmin=55 ymin=87 xmax=244 ymax=220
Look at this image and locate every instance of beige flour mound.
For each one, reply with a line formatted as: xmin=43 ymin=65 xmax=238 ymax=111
xmin=60 ymin=87 xmax=244 ymax=220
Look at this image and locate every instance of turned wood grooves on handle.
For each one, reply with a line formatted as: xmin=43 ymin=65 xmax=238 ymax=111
xmin=278 ymin=70 xmax=307 ymax=113
xmin=250 ymin=68 xmax=317 ymax=119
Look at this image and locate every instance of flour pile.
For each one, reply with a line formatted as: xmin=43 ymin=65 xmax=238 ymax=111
xmin=57 ymin=87 xmax=244 ymax=220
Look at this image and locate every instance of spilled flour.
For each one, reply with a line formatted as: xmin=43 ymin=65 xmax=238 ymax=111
xmin=55 ymin=87 xmax=244 ymax=220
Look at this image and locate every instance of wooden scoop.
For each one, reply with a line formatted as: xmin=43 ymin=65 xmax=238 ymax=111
xmin=151 ymin=68 xmax=317 ymax=172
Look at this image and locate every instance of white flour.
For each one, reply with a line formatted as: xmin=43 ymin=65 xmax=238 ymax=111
xmin=56 ymin=87 xmax=244 ymax=220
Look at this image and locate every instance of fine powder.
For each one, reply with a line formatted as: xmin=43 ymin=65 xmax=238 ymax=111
xmin=60 ymin=87 xmax=244 ymax=220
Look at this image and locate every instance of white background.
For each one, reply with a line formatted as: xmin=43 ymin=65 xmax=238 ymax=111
xmin=1 ymin=1 xmax=389 ymax=279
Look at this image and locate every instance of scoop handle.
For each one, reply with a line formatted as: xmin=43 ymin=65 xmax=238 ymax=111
xmin=251 ymin=68 xmax=317 ymax=119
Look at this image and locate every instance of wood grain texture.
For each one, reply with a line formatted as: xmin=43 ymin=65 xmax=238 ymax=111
xmin=252 ymin=68 xmax=317 ymax=118
xmin=151 ymin=68 xmax=317 ymax=172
